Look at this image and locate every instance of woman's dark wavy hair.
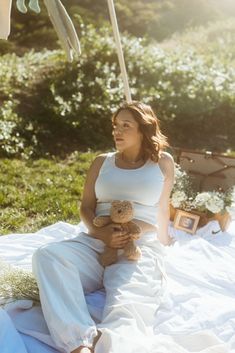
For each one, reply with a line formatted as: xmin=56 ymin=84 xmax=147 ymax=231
xmin=112 ymin=101 xmax=170 ymax=163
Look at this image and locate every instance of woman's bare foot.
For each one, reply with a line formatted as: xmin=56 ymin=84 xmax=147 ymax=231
xmin=71 ymin=346 xmax=92 ymax=353
xmin=71 ymin=331 xmax=101 ymax=353
xmin=92 ymin=330 xmax=102 ymax=351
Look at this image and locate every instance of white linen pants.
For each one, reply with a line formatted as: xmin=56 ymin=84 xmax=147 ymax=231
xmin=32 ymin=231 xmax=167 ymax=353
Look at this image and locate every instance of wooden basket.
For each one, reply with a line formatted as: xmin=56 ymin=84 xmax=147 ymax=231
xmin=212 ymin=212 xmax=232 ymax=232
xmin=170 ymin=204 xmax=231 ymax=232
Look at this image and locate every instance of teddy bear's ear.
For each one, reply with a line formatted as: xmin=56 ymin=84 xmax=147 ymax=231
xmin=123 ymin=200 xmax=133 ymax=207
xmin=111 ymin=200 xmax=121 ymax=207
xmin=121 ymin=200 xmax=134 ymax=211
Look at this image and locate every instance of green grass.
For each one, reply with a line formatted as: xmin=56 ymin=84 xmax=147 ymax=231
xmin=1 ymin=148 xmax=234 ymax=236
xmin=0 ymin=151 xmax=101 ymax=235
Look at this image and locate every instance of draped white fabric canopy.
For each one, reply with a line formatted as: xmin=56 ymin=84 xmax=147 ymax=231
xmin=0 ymin=0 xmax=132 ymax=102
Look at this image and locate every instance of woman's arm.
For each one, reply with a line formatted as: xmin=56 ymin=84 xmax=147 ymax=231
xmin=130 ymin=153 xmax=175 ymax=244
xmin=79 ymin=154 xmax=106 ymax=239
xmin=157 ymin=152 xmax=175 ymax=246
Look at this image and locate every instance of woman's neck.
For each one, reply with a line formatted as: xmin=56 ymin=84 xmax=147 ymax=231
xmin=118 ymin=150 xmax=144 ymax=164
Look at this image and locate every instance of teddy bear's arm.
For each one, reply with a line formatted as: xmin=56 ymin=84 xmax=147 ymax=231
xmin=93 ymin=216 xmax=111 ymax=227
xmin=126 ymin=221 xmax=141 ymax=240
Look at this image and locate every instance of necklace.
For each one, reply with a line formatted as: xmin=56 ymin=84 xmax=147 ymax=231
xmin=120 ymin=152 xmax=144 ymax=164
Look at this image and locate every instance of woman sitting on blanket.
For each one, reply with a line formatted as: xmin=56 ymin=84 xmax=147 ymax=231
xmin=32 ymin=100 xmax=175 ymax=353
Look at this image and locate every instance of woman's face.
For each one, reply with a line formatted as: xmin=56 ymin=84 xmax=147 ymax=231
xmin=112 ymin=109 xmax=143 ymax=151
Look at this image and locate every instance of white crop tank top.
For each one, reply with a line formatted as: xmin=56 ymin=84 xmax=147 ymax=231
xmin=94 ymin=152 xmax=165 ymax=226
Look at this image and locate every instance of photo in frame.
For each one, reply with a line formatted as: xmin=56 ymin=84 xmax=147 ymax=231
xmin=173 ymin=209 xmax=200 ymax=234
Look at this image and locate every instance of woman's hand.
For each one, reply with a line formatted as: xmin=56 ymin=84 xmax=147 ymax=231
xmin=167 ymin=235 xmax=176 ymax=246
xmin=161 ymin=235 xmax=176 ymax=246
xmin=95 ymin=223 xmax=130 ymax=249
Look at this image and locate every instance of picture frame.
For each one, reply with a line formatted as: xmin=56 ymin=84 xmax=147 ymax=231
xmin=173 ymin=209 xmax=200 ymax=234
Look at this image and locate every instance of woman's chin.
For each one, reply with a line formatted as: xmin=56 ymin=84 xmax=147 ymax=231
xmin=114 ymin=142 xmax=125 ymax=150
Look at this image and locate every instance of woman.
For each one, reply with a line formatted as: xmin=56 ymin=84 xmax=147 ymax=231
xmin=32 ymin=101 xmax=175 ymax=353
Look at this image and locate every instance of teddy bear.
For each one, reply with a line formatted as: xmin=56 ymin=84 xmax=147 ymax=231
xmin=93 ymin=200 xmax=142 ymax=267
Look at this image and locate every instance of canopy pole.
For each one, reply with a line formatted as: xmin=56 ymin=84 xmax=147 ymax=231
xmin=107 ymin=0 xmax=132 ymax=103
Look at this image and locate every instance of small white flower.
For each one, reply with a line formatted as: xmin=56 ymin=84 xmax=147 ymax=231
xmin=194 ymin=192 xmax=211 ymax=207
xmin=205 ymin=194 xmax=224 ymax=213
xmin=46 ymin=178 xmax=53 ymax=185
xmin=171 ymin=190 xmax=188 ymax=208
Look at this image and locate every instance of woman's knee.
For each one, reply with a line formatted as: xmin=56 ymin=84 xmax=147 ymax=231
xmin=32 ymin=242 xmax=58 ymax=271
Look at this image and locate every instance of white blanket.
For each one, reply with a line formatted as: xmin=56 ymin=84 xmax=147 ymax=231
xmin=0 ymin=220 xmax=235 ymax=353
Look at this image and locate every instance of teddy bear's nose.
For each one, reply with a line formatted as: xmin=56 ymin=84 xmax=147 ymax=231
xmin=118 ymin=209 xmax=121 ymax=213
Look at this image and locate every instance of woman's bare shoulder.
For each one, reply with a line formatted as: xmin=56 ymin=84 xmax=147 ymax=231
xmin=89 ymin=153 xmax=109 ymax=174
xmin=95 ymin=152 xmax=108 ymax=161
xmin=159 ymin=151 xmax=174 ymax=163
xmin=158 ymin=151 xmax=175 ymax=177
xmin=94 ymin=152 xmax=109 ymax=164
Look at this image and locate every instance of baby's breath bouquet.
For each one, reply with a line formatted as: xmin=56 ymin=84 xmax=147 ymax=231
xmin=170 ymin=163 xmax=197 ymax=211
xmin=0 ymin=259 xmax=40 ymax=306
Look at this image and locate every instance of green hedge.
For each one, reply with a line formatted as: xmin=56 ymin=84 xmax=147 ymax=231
xmin=0 ymin=21 xmax=235 ymax=158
